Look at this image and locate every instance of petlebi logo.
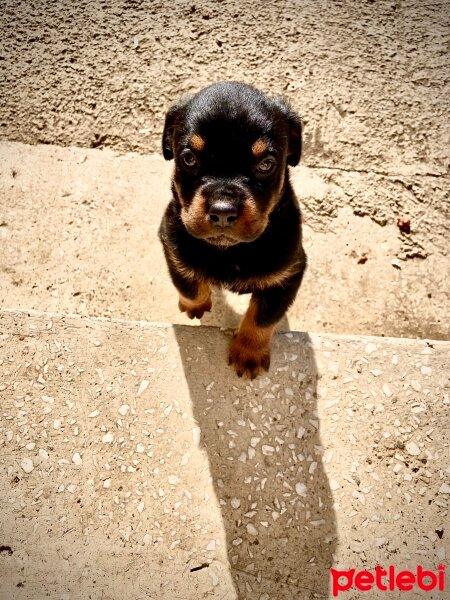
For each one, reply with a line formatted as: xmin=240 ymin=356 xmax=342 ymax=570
xmin=330 ymin=564 xmax=446 ymax=597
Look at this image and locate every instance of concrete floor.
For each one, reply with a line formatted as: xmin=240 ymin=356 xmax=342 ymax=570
xmin=1 ymin=310 xmax=449 ymax=599
xmin=0 ymin=142 xmax=448 ymax=341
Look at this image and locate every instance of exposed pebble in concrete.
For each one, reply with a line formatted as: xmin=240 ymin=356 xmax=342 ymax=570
xmin=20 ymin=458 xmax=33 ymax=473
xmin=137 ymin=379 xmax=149 ymax=396
xmin=405 ymin=441 xmax=421 ymax=456
xmin=72 ymin=452 xmax=82 ymax=465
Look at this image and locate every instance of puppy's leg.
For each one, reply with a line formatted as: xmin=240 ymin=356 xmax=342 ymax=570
xmin=163 ymin=249 xmax=212 ymax=319
xmin=178 ymin=279 xmax=212 ymax=320
xmin=229 ymin=272 xmax=304 ymax=378
xmin=228 ymin=296 xmax=274 ymax=379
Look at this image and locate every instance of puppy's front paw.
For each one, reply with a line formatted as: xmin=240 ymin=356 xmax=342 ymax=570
xmin=178 ymin=295 xmax=212 ymax=320
xmin=228 ymin=332 xmax=271 ymax=379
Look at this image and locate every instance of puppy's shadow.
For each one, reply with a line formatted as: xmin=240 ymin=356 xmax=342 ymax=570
xmin=174 ymin=289 xmax=337 ymax=599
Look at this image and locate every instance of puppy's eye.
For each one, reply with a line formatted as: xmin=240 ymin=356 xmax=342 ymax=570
xmin=181 ymin=150 xmax=198 ymax=168
xmin=257 ymin=157 xmax=276 ymax=174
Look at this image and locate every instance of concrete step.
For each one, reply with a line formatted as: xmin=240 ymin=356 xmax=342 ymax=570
xmin=0 ymin=309 xmax=449 ymax=599
xmin=1 ymin=142 xmax=449 ymax=341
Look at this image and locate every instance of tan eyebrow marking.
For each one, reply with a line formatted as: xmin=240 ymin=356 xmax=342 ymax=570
xmin=252 ymin=138 xmax=268 ymax=156
xmin=190 ymin=134 xmax=205 ymax=151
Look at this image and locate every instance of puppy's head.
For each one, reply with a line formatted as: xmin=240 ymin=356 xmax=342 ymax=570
xmin=162 ymin=81 xmax=301 ymax=247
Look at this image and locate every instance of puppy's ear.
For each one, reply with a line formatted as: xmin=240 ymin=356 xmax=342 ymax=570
xmin=271 ymin=97 xmax=302 ymax=166
xmin=162 ymin=97 xmax=191 ymax=160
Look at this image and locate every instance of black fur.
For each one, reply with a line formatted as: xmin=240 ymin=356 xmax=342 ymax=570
xmin=158 ymin=81 xmax=306 ymax=330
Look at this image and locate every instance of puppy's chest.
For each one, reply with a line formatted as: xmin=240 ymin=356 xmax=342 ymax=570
xmin=186 ymin=248 xmax=291 ymax=293
xmin=200 ymin=254 xmax=256 ymax=284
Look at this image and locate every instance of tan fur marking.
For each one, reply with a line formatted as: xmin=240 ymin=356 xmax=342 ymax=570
xmin=190 ymin=134 xmax=205 ymax=151
xmin=240 ymin=196 xmax=260 ymax=225
xmin=228 ymin=297 xmax=274 ymax=378
xmin=238 ymin=298 xmax=274 ymax=347
xmin=234 ymin=196 xmax=267 ymax=241
xmin=252 ymin=138 xmax=268 ymax=156
xmin=178 ymin=189 xmax=282 ymax=245
xmin=179 ymin=281 xmax=212 ymax=319
xmin=179 ymin=280 xmax=211 ymax=309
xmin=180 ymin=192 xmax=211 ymax=238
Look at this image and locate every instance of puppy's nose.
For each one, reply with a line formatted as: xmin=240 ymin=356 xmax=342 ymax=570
xmin=208 ymin=201 xmax=238 ymax=227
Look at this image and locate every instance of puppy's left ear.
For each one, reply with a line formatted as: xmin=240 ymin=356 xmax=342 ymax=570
xmin=162 ymin=96 xmax=191 ymax=160
xmin=271 ymin=98 xmax=302 ymax=166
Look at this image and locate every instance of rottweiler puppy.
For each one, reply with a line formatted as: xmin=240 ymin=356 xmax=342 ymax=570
xmin=158 ymin=81 xmax=306 ymax=378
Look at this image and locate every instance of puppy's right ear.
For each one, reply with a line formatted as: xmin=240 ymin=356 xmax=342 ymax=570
xmin=162 ymin=97 xmax=191 ymax=160
xmin=270 ymin=97 xmax=302 ymax=166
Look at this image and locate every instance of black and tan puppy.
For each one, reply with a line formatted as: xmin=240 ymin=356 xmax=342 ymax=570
xmin=159 ymin=81 xmax=306 ymax=378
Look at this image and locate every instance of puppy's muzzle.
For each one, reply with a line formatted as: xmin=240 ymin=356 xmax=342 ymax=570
xmin=203 ymin=179 xmax=246 ymax=228
xmin=208 ymin=200 xmax=238 ymax=228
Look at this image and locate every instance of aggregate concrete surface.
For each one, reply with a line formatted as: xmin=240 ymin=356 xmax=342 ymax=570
xmin=0 ymin=310 xmax=449 ymax=599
